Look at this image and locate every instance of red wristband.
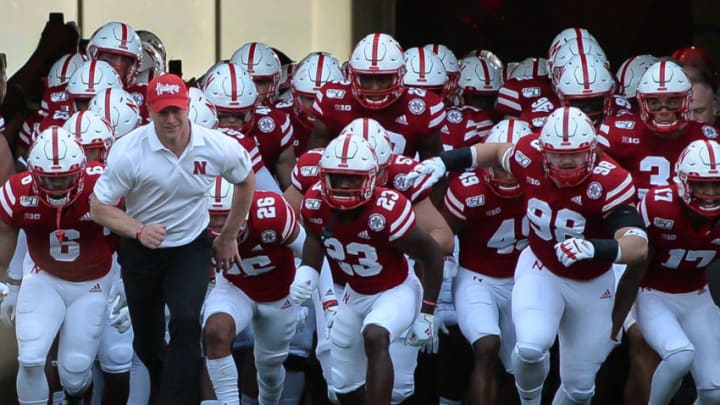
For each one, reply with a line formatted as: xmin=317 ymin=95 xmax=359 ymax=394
xmin=135 ymin=225 xmax=145 ymax=241
xmin=422 ymin=299 xmax=436 ymax=307
xmin=322 ymin=299 xmax=338 ymax=310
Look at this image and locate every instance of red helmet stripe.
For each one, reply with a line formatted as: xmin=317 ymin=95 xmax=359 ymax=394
xmin=227 ymin=63 xmax=239 ymax=103
xmin=104 ymin=89 xmax=113 ymax=122
xmin=575 ymin=35 xmax=586 ymax=57
xmin=60 ymin=54 xmax=74 ymax=82
xmin=658 ymin=61 xmax=667 ymax=90
xmin=706 ymin=140 xmax=718 ymax=173
xmin=480 ymin=60 xmax=491 ymax=88
xmin=340 ymin=135 xmax=352 ymax=167
xmin=562 ymin=108 xmax=571 ymax=144
xmin=362 ymin=118 xmax=370 ymax=140
xmin=247 ymin=43 xmax=257 ymax=73
xmin=507 ymin=119 xmax=515 ymax=143
xmin=75 ymin=111 xmax=85 ymax=139
xmin=371 ymin=33 xmax=381 ymax=68
xmin=87 ymin=60 xmax=97 ymax=92
xmin=51 ymin=127 xmax=60 ymax=166
xmin=314 ymin=53 xmax=326 ymax=89
xmin=418 ymin=48 xmax=427 ymax=82
xmin=214 ymin=177 xmax=223 ymax=205
xmin=580 ymin=53 xmax=591 ymax=92
xmin=618 ymin=56 xmax=634 ymax=92
xmin=532 ymin=58 xmax=540 ymax=77
xmin=120 ymin=23 xmax=128 ymax=50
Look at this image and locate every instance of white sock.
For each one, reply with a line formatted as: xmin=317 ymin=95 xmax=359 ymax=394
xmin=207 ymin=355 xmax=240 ymax=405
xmin=129 ymin=353 xmax=151 ymax=405
xmin=258 ymin=374 xmax=284 ymax=405
xmin=17 ymin=364 xmax=49 ymax=405
xmin=279 ymin=370 xmax=305 ymax=404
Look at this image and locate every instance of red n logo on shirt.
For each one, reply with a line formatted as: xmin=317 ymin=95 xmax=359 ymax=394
xmin=193 ymin=160 xmax=207 ymax=175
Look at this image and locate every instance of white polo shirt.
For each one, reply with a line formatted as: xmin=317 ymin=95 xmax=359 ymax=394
xmin=94 ymin=122 xmax=252 ymax=247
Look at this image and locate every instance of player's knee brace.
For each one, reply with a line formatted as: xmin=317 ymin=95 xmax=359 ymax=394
xmin=514 ymin=344 xmax=547 ymax=364
xmin=100 ymin=343 xmax=133 ymax=373
xmin=59 ymin=353 xmax=94 ymax=393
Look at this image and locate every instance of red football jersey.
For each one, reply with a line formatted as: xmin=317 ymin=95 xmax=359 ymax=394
xmin=444 ymin=170 xmax=528 ymax=278
xmin=637 ymin=185 xmax=720 ymax=293
xmin=275 ymin=98 xmax=314 ymax=157
xmin=0 ymin=165 xmax=114 ymax=281
xmin=508 ymin=134 xmax=636 ymax=279
xmin=384 ymin=154 xmax=433 ymax=203
xmin=223 ymin=191 xmax=298 ymax=302
xmin=125 ymin=83 xmax=149 ymax=124
xmin=40 ymin=83 xmax=73 ymax=121
xmin=19 ymin=114 xmax=43 ymax=151
xmin=312 ymin=81 xmax=446 ymax=157
xmin=218 ymin=128 xmax=265 ymax=173
xmin=301 ymin=185 xmax=416 ymax=294
xmin=249 ymin=105 xmax=294 ymax=175
xmin=291 ymin=148 xmax=323 ymax=193
xmin=496 ymin=76 xmax=559 ymax=130
xmin=441 ymin=105 xmax=496 ymax=150
xmin=598 ymin=113 xmax=719 ymax=200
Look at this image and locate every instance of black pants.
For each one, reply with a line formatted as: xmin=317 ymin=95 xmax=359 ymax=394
xmin=118 ymin=231 xmax=212 ymax=405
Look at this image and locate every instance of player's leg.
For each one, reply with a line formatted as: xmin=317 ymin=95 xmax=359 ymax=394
xmin=330 ymin=291 xmax=368 ymax=405
xmin=95 ymin=315 xmax=133 ymax=404
xmin=252 ymin=297 xmax=296 ymax=405
xmin=679 ymin=289 xmax=720 ymax=404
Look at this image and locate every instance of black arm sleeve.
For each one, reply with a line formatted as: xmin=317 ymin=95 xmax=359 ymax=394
xmin=439 ymin=147 xmax=474 ymax=172
xmin=604 ymin=205 xmax=645 ymax=234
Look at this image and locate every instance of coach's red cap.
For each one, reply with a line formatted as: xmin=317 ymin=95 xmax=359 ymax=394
xmin=146 ymin=73 xmax=189 ymax=112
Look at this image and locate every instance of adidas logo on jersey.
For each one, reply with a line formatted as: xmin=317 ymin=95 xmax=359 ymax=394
xmin=394 ymin=115 xmax=408 ymax=125
xmin=600 ymin=289 xmax=612 ymax=299
xmin=251 ymin=244 xmax=263 ymax=252
xmin=357 ymin=230 xmax=371 ymax=240
xmin=571 ymin=195 xmax=583 ymax=206
xmin=79 ymin=212 xmax=93 ymax=221
xmin=281 ymin=299 xmax=292 ymax=309
xmin=89 ymin=283 xmax=102 ymax=293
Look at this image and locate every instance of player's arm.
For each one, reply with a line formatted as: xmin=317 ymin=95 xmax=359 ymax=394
xmin=0 ymin=218 xmax=19 ymax=282
xmin=90 ymin=195 xmax=143 ymax=239
xmin=290 ymin=225 xmax=324 ymax=303
xmin=307 ymin=119 xmax=332 ymax=149
xmin=395 ymin=225 xmax=444 ymax=314
xmin=417 ymin=129 xmax=443 ymax=161
xmin=283 ymin=186 xmax=304 ymax=217
xmin=412 ymin=197 xmax=454 ymax=255
xmin=0 ymin=136 xmax=14 ymax=183
xmin=274 ymin=146 xmax=296 ymax=192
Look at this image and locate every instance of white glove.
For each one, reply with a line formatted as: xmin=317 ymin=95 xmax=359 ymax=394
xmin=290 ymin=265 xmax=319 ymax=304
xmin=420 ymin=313 xmax=449 ymax=354
xmin=443 ymin=256 xmax=458 ymax=281
xmin=405 ymin=312 xmax=435 ymax=347
xmin=0 ymin=283 xmax=20 ymax=328
xmin=323 ymin=302 xmax=338 ymax=339
xmin=294 ymin=304 xmax=309 ymax=333
xmin=554 ymin=238 xmax=595 ymax=267
xmin=109 ymin=295 xmax=132 ymax=333
xmin=403 ymin=157 xmax=447 ymax=193
xmin=0 ymin=282 xmax=8 ymax=301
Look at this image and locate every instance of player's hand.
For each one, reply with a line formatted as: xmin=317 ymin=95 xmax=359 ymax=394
xmin=37 ymin=17 xmax=79 ymax=61
xmin=323 ymin=304 xmax=338 ymax=339
xmin=289 ymin=265 xmax=319 ymax=304
xmin=137 ymin=223 xmax=166 ymax=249
xmin=420 ymin=313 xmax=449 ymax=354
xmin=443 ymin=256 xmax=458 ymax=281
xmin=403 ymin=157 xmax=447 ymax=192
xmin=405 ymin=312 xmax=435 ymax=347
xmin=0 ymin=283 xmax=20 ymax=328
xmin=294 ymin=304 xmax=309 ymax=333
xmin=213 ymin=234 xmax=242 ymax=272
xmin=0 ymin=282 xmax=8 ymax=302
xmin=554 ymin=238 xmax=595 ymax=267
xmin=109 ymin=295 xmax=132 ymax=333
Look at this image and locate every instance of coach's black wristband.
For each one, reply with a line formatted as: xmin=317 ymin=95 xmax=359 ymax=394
xmin=440 ymin=147 xmax=474 ymax=171
xmin=588 ymin=238 xmax=620 ymax=262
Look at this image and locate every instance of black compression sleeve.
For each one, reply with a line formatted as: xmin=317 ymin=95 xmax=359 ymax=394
xmin=604 ymin=205 xmax=645 ymax=234
xmin=439 ymin=147 xmax=474 ymax=171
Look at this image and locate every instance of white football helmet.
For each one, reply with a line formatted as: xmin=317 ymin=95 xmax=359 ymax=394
xmin=136 ymin=42 xmax=166 ymax=85
xmin=550 ymin=37 xmax=607 ymax=88
xmin=539 ymin=107 xmax=597 ymax=188
xmin=547 ymin=27 xmax=598 ymax=64
xmin=511 ymin=57 xmax=549 ymax=79
xmin=188 ymin=87 xmax=218 ymax=129
xmin=66 ymin=60 xmax=123 ymax=108
xmin=348 ymin=33 xmax=406 ymax=110
xmin=503 ymin=62 xmax=520 ymax=82
xmin=616 ymin=54 xmax=660 ymax=99
xmin=319 ymin=134 xmax=378 ymax=210
xmin=339 ymin=117 xmax=393 ymax=184
xmin=403 ymin=47 xmax=449 ymax=96
xmin=203 ymin=62 xmax=258 ymax=132
xmin=483 ymin=119 xmax=533 ymax=198
xmin=675 ymin=139 xmax=720 ymax=217
xmin=555 ymin=54 xmax=615 ymax=124
xmin=291 ymin=52 xmax=344 ymax=119
xmin=636 ymin=61 xmax=691 ymax=134
xmin=464 ymin=49 xmax=503 ymax=70
xmin=62 ymin=111 xmax=114 ymax=162
xmin=459 ymin=57 xmax=503 ymax=94
xmin=26 ymin=126 xmax=87 ymax=208
xmin=230 ymin=42 xmax=281 ymax=102
xmin=88 ymin=87 xmax=141 ymax=138
xmin=48 ymin=52 xmax=88 ymax=88
xmin=137 ymin=30 xmax=167 ymax=66
xmin=208 ymin=176 xmax=234 ymax=215
xmin=87 ymin=21 xmax=143 ymax=86
xmin=424 ymin=43 xmax=459 ymax=100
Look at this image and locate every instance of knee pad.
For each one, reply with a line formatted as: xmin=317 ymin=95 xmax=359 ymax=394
xmin=697 ymin=388 xmax=720 ymax=404
xmin=329 ymin=311 xmax=362 ymax=349
xmin=99 ymin=343 xmax=133 ymax=373
xmin=59 ymin=353 xmax=94 ymax=392
xmin=514 ymin=344 xmax=547 ymax=364
xmin=662 ymin=348 xmax=695 ymax=377
xmin=562 ymin=385 xmax=595 ymax=404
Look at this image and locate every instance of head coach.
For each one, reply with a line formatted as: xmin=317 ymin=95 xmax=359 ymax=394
xmin=90 ymin=73 xmax=255 ymax=404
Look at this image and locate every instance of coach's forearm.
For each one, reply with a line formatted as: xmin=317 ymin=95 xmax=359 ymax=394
xmin=220 ymin=171 xmax=256 ymax=239
xmin=90 ymin=194 xmax=143 ymax=239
